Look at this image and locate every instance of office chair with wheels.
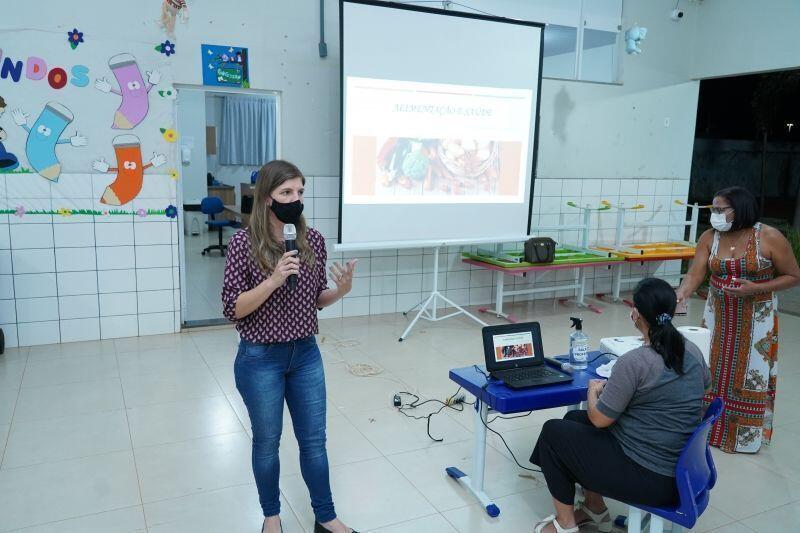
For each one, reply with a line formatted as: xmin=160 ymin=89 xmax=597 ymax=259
xmin=201 ymin=196 xmax=239 ymax=256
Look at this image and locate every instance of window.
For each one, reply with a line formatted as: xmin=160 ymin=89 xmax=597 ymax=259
xmin=543 ymin=24 xmax=579 ymax=79
xmin=426 ymin=0 xmax=623 ymax=83
xmin=541 ymin=0 xmax=622 ymax=83
xmin=579 ymin=28 xmax=620 ymax=83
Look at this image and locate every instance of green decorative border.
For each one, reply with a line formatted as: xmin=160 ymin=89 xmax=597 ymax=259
xmin=0 ymin=168 xmax=34 ymax=174
xmin=0 ymin=209 xmax=167 ymax=216
xmin=0 ymin=206 xmax=178 ymax=218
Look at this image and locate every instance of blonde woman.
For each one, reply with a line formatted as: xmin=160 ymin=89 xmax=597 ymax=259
xmin=222 ymin=160 xmax=358 ymax=533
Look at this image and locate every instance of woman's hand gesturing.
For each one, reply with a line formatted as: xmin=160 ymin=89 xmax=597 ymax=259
xmin=330 ymin=259 xmax=358 ymax=296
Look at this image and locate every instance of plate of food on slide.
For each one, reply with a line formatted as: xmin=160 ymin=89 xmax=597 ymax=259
xmin=373 ymin=137 xmax=520 ymax=197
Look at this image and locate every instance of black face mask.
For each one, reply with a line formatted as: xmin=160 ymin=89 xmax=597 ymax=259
xmin=270 ymin=198 xmax=304 ymax=224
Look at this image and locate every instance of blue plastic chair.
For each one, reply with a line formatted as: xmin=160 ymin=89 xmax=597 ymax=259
xmin=623 ymin=398 xmax=724 ymax=533
xmin=200 ymin=196 xmax=238 ymax=256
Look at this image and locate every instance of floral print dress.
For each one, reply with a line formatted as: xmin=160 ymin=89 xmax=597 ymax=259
xmin=703 ymin=223 xmax=778 ymax=453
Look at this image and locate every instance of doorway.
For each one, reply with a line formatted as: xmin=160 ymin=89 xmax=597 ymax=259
xmin=689 ymin=69 xmax=800 ymax=313
xmin=175 ymin=85 xmax=280 ymax=326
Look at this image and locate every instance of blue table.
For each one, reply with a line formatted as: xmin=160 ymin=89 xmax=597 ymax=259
xmin=446 ymin=352 xmax=610 ymax=517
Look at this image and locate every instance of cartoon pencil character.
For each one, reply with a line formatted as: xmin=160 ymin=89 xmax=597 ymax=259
xmin=0 ymin=127 xmax=20 ymax=172
xmin=10 ymin=103 xmax=87 ymax=181
xmin=95 ymin=53 xmax=160 ymax=129
xmin=92 ymin=135 xmax=166 ymax=205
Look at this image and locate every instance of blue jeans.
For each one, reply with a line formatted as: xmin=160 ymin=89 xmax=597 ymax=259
xmin=234 ymin=336 xmax=336 ymax=522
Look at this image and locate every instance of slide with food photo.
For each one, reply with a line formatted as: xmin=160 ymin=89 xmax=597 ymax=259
xmin=343 ymin=77 xmax=532 ymax=205
xmin=493 ymin=331 xmax=535 ymax=362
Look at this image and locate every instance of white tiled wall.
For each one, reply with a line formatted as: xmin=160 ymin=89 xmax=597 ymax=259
xmin=0 ymin=173 xmax=180 ymax=348
xmin=0 ymin=172 xmax=689 ymax=345
xmin=304 ymin=176 xmax=690 ymax=320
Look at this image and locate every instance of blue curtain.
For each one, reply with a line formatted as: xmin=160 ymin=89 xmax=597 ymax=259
xmin=219 ymin=95 xmax=276 ymax=165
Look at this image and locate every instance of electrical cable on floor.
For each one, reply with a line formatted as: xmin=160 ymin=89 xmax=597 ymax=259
xmin=320 ymin=340 xmax=615 ymax=475
xmin=488 ymin=411 xmax=533 ymax=423
xmin=471 ymin=364 xmax=541 ymax=474
xmin=476 ymin=406 xmax=541 ymax=474
xmin=395 ymin=389 xmax=468 ymax=442
xmin=467 ymin=354 xmax=621 ymax=474
xmin=395 ymin=380 xmax=541 ymax=475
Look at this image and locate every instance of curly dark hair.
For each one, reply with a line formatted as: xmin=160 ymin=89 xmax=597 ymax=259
xmin=0 ymin=96 xmax=6 ymax=109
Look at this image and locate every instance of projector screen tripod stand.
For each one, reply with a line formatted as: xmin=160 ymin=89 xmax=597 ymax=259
xmin=399 ymin=246 xmax=487 ymax=342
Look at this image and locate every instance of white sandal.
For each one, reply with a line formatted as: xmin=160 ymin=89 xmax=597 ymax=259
xmin=575 ymin=503 xmax=612 ymax=532
xmin=533 ymin=515 xmax=579 ymax=533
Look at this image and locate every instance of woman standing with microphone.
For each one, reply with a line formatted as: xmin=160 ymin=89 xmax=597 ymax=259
xmin=222 ymin=160 xmax=358 ymax=533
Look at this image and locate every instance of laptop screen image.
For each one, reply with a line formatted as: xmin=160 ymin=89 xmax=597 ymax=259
xmin=492 ymin=331 xmax=536 ymax=364
xmin=482 ymin=322 xmax=546 ymax=372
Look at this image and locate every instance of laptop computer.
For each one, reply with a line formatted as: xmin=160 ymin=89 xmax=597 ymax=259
xmin=482 ymin=322 xmax=572 ymax=389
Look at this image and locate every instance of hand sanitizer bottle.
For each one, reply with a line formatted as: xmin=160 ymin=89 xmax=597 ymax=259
xmin=569 ymin=317 xmax=588 ymax=369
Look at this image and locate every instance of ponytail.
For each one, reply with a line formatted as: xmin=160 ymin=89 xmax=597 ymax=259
xmin=649 ymin=321 xmax=686 ymax=375
xmin=633 ymin=278 xmax=686 ymax=374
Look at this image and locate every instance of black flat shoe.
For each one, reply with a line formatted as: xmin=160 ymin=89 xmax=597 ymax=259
xmin=314 ymin=522 xmax=358 ymax=533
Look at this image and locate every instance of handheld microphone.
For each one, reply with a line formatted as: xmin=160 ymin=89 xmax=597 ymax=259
xmin=283 ymin=223 xmax=297 ymax=290
xmin=545 ymin=357 xmax=574 ymax=374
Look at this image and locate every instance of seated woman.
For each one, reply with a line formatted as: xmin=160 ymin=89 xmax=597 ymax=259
xmin=530 ymin=278 xmax=711 ymax=533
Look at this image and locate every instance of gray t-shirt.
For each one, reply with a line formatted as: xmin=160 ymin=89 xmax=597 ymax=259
xmin=597 ymin=341 xmax=711 ymax=477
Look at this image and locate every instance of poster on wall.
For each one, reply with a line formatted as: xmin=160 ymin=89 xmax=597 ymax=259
xmin=201 ymin=44 xmax=249 ymax=87
xmin=0 ymin=31 xmax=176 ymax=178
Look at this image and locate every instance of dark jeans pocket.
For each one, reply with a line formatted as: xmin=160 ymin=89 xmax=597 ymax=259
xmin=237 ymin=341 xmax=274 ymax=360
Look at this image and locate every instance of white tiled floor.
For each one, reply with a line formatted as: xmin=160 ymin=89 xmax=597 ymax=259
xmin=0 ymin=296 xmax=799 ymax=532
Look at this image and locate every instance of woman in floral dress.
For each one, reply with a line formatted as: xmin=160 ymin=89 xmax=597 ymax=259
xmin=677 ymin=187 xmax=800 ymax=453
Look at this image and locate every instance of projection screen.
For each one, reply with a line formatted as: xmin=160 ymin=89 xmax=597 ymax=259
xmin=339 ymin=0 xmax=543 ymax=249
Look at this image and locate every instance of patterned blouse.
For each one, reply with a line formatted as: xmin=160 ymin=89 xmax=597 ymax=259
xmin=221 ymin=227 xmax=329 ymax=343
